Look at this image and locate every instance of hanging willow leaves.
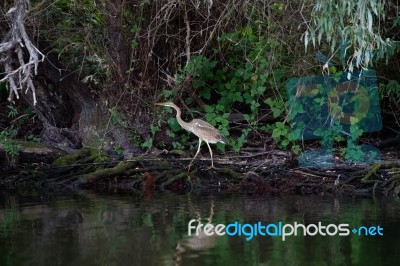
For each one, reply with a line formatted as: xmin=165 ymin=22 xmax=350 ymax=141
xmin=303 ymin=0 xmax=394 ymax=73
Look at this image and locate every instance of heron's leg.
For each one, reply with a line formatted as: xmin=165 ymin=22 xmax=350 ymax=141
xmin=205 ymin=141 xmax=214 ymax=168
xmin=188 ymin=139 xmax=202 ymax=170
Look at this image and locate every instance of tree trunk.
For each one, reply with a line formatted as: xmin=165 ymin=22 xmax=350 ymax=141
xmin=106 ymin=0 xmax=130 ymax=89
xmin=0 ymin=0 xmax=142 ymax=158
xmin=26 ymin=53 xmax=141 ymax=157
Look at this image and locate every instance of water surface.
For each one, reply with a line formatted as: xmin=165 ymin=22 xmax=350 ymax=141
xmin=0 ymin=190 xmax=399 ymax=266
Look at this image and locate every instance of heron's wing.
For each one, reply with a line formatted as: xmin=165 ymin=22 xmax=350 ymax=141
xmin=192 ymin=119 xmax=218 ymax=131
xmin=191 ymin=119 xmax=228 ymax=144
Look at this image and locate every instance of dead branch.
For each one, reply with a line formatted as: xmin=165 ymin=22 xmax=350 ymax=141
xmin=0 ymin=0 xmax=44 ymax=105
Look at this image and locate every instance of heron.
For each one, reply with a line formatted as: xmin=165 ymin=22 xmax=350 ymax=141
xmin=154 ymin=102 xmax=228 ymax=169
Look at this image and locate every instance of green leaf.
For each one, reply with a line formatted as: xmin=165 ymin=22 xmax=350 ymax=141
xmin=142 ymin=139 xmax=153 ymax=149
xmin=282 ymin=139 xmax=289 ymax=147
xmin=199 ymin=87 xmax=211 ymax=100
xmin=205 ymin=112 xmax=216 ymax=122
xmin=292 ymin=145 xmax=301 ymax=155
xmin=150 ymin=125 xmax=160 ymax=135
xmin=349 ymin=116 xmax=359 ymax=125
xmin=204 ymin=105 xmax=214 ymax=113
xmin=216 ymin=104 xmax=225 ymax=111
xmin=167 ymin=118 xmax=181 ymax=132
xmin=272 ymin=108 xmax=284 ymax=118
xmin=272 ymin=128 xmax=282 ymax=139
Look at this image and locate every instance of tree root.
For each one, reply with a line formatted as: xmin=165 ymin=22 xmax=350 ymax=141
xmin=77 ymin=161 xmax=138 ymax=184
xmin=3 ymin=147 xmax=400 ymax=197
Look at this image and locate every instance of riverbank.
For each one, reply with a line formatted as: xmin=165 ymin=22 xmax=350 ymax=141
xmin=1 ymin=142 xmax=400 ymax=197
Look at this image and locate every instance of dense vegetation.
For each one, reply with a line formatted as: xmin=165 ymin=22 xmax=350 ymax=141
xmin=1 ymin=0 xmax=400 ymax=193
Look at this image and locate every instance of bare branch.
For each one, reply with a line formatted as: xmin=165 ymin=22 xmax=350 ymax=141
xmin=0 ymin=0 xmax=44 ymax=105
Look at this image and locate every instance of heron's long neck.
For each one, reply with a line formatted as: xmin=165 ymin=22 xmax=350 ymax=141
xmin=173 ymin=106 xmax=192 ymax=131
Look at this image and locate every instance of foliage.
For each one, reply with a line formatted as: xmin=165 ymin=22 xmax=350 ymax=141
xmin=287 ymin=70 xmax=383 ymax=161
xmin=24 ymin=0 xmax=308 ymax=154
xmin=7 ymin=104 xmax=18 ymax=118
xmin=0 ymin=101 xmax=38 ymax=157
xmin=378 ymin=80 xmax=400 ymax=130
xmin=7 ymin=0 xmax=400 ymax=157
xmin=264 ymin=98 xmax=301 ymax=154
xmin=268 ymin=122 xmax=300 ymax=154
xmin=171 ymin=22 xmax=290 ymax=152
xmin=0 ymin=128 xmax=20 ymax=157
xmin=26 ymin=134 xmax=41 ymax=143
xmin=379 ymin=80 xmax=400 ymax=100
xmin=113 ymin=144 xmax=123 ymax=155
xmin=36 ymin=0 xmax=109 ymax=87
xmin=108 ymin=107 xmax=128 ymax=127
xmin=303 ymin=0 xmax=396 ymax=73
xmin=142 ymin=124 xmax=160 ymax=150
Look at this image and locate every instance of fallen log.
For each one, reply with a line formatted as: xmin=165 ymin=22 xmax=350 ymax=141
xmin=0 ymin=140 xmax=67 ymax=168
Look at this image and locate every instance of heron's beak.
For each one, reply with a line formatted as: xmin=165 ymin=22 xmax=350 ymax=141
xmin=154 ymin=102 xmax=166 ymax=106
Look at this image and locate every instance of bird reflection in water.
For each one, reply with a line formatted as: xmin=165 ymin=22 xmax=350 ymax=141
xmin=174 ymin=198 xmax=216 ymax=266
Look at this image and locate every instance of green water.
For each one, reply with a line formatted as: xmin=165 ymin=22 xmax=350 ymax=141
xmin=0 ymin=191 xmax=399 ymax=266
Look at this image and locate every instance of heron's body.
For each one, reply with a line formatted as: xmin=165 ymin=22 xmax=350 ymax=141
xmin=183 ymin=119 xmax=227 ymax=144
xmin=154 ymin=102 xmax=227 ymax=168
